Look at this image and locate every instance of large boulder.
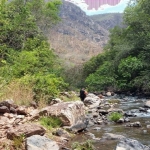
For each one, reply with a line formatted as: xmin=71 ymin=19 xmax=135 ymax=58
xmin=7 ymin=123 xmax=46 ymax=140
xmin=144 ymin=100 xmax=150 ymax=108
xmin=40 ymin=101 xmax=85 ymax=126
xmin=84 ymin=93 xmax=102 ymax=108
xmin=26 ymin=135 xmax=59 ymax=150
xmin=115 ymin=138 xmax=150 ymax=150
xmin=69 ymin=119 xmax=89 ymax=133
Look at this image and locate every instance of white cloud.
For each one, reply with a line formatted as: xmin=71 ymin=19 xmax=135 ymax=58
xmin=65 ymin=0 xmax=130 ymax=15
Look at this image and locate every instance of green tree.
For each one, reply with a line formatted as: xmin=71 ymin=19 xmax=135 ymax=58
xmin=0 ymin=0 xmax=67 ymax=103
xmin=84 ymin=0 xmax=150 ymax=94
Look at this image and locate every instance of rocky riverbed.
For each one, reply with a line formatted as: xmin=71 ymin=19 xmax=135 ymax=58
xmin=69 ymin=93 xmax=150 ymax=150
xmin=0 ymin=92 xmax=150 ymax=150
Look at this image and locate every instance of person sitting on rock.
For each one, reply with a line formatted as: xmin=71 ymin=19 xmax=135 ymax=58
xmin=79 ymin=88 xmax=88 ymax=102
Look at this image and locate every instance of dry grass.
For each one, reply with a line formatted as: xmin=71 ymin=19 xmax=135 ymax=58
xmin=0 ymin=81 xmax=34 ymax=106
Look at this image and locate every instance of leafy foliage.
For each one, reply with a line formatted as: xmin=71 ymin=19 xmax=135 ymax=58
xmin=0 ymin=0 xmax=67 ymax=103
xmin=40 ymin=116 xmax=62 ymax=130
xmin=108 ymin=112 xmax=123 ymax=122
xmin=72 ymin=140 xmax=95 ymax=150
xmin=83 ymin=0 xmax=150 ymax=94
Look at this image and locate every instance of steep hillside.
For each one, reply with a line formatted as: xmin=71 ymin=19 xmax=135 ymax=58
xmin=90 ymin=13 xmax=123 ymax=30
xmin=48 ymin=1 xmax=109 ymax=66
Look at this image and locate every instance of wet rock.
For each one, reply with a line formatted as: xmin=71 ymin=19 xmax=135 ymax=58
xmin=139 ymin=107 xmax=147 ymax=112
xmin=143 ymin=130 xmax=147 ymax=134
xmin=106 ymin=92 xmax=112 ymax=96
xmin=144 ymin=100 xmax=150 ymax=108
xmin=53 ymin=128 xmax=70 ymax=138
xmin=92 ymin=127 xmax=101 ymax=130
xmin=108 ymin=108 xmax=124 ymax=114
xmin=117 ymin=118 xmax=124 ymax=123
xmin=102 ymin=133 xmax=125 ymax=140
xmin=115 ymin=138 xmax=150 ymax=150
xmin=85 ymin=132 xmax=101 ymax=141
xmin=40 ymin=101 xmax=85 ymax=126
xmin=125 ymin=121 xmax=142 ymax=127
xmin=124 ymin=117 xmax=130 ymax=122
xmin=147 ymin=125 xmax=150 ymax=128
xmin=84 ymin=93 xmax=102 ymax=108
xmin=97 ymin=119 xmax=104 ymax=125
xmin=7 ymin=123 xmax=46 ymax=140
xmin=124 ymin=111 xmax=137 ymax=117
xmin=69 ymin=119 xmax=89 ymax=133
xmin=99 ymin=109 xmax=108 ymax=115
xmin=26 ymin=135 xmax=59 ymax=150
xmin=87 ymin=120 xmax=94 ymax=127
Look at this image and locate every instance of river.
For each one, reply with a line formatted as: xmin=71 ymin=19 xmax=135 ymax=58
xmin=68 ymin=95 xmax=150 ymax=150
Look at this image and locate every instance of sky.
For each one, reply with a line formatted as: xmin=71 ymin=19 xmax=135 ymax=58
xmin=65 ymin=0 xmax=130 ymax=15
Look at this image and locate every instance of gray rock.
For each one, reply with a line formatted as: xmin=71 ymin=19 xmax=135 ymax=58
xmin=40 ymin=101 xmax=85 ymax=126
xmin=70 ymin=119 xmax=89 ymax=133
xmin=115 ymin=138 xmax=150 ymax=150
xmin=26 ymin=135 xmax=59 ymax=150
xmin=53 ymin=128 xmax=70 ymax=138
xmin=7 ymin=123 xmax=46 ymax=140
xmin=144 ymin=100 xmax=150 ymax=108
xmin=84 ymin=93 xmax=102 ymax=108
xmin=92 ymin=127 xmax=101 ymax=130
xmin=102 ymin=133 xmax=125 ymax=140
xmin=117 ymin=118 xmax=124 ymax=123
xmin=0 ymin=106 xmax=10 ymax=113
xmin=125 ymin=121 xmax=142 ymax=127
xmin=147 ymin=125 xmax=150 ymax=128
xmin=99 ymin=109 xmax=108 ymax=115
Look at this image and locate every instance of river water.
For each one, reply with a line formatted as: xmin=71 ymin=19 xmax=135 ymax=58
xmin=69 ymin=95 xmax=150 ymax=150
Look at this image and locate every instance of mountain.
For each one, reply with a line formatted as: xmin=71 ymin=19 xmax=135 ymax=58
xmin=90 ymin=13 xmax=123 ymax=30
xmin=48 ymin=1 xmax=109 ymax=66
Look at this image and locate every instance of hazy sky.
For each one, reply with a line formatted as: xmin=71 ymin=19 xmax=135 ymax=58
xmin=65 ymin=0 xmax=130 ymax=15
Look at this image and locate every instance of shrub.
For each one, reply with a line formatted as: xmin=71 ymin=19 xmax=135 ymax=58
xmin=39 ymin=116 xmax=62 ymax=130
xmin=71 ymin=140 xmax=95 ymax=150
xmin=18 ymin=74 xmax=67 ymax=104
xmin=0 ymin=79 xmax=34 ymax=106
xmin=108 ymin=112 xmax=123 ymax=122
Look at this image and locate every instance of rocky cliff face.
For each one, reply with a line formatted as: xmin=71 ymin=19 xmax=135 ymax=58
xmin=90 ymin=13 xmax=123 ymax=31
xmin=48 ymin=1 xmax=123 ymax=67
xmin=48 ymin=1 xmax=109 ymax=66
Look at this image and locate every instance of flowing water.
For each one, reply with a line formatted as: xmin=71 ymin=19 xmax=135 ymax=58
xmin=68 ymin=95 xmax=150 ymax=150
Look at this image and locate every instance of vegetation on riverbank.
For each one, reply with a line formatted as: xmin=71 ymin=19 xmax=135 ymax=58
xmin=72 ymin=140 xmax=95 ymax=150
xmin=83 ymin=0 xmax=150 ymax=95
xmin=108 ymin=112 xmax=123 ymax=122
xmin=0 ymin=0 xmax=68 ymax=105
